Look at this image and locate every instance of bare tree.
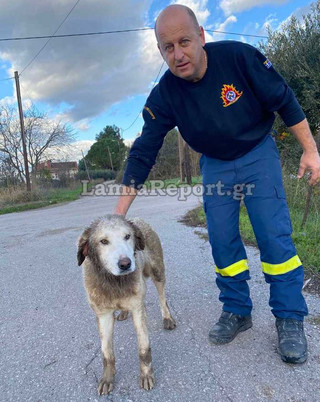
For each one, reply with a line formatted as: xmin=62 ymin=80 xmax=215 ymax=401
xmin=0 ymin=154 xmax=18 ymax=186
xmin=0 ymin=104 xmax=75 ymax=184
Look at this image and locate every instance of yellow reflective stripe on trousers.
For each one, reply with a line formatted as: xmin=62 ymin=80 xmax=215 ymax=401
xmin=215 ymin=259 xmax=249 ymax=277
xmin=261 ymin=255 xmax=302 ymax=275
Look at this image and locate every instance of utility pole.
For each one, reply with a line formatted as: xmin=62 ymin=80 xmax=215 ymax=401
xmin=14 ymin=71 xmax=31 ymax=192
xmin=178 ymin=134 xmax=185 ymax=182
xmin=81 ymin=150 xmax=91 ymax=182
xmin=178 ymin=134 xmax=192 ymax=184
xmin=184 ymin=141 xmax=192 ymax=185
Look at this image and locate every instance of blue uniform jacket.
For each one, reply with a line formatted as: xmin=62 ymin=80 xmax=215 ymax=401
xmin=122 ymin=40 xmax=305 ymax=188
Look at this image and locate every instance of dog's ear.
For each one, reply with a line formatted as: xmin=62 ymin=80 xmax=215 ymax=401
xmin=128 ymin=220 xmax=145 ymax=251
xmin=77 ymin=228 xmax=91 ymax=266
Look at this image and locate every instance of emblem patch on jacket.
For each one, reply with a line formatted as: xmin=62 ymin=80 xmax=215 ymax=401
xmin=220 ymin=84 xmax=243 ymax=107
xmin=263 ymin=59 xmax=272 ymax=69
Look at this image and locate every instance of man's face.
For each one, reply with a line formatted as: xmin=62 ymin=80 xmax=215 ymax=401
xmin=156 ymin=11 xmax=206 ymax=82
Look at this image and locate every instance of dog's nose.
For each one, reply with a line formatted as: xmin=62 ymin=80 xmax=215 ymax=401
xmin=118 ymin=257 xmax=132 ymax=271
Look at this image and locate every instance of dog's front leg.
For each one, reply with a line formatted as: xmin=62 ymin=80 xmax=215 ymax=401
xmin=97 ymin=311 xmax=115 ymax=395
xmin=131 ymin=305 xmax=155 ymax=391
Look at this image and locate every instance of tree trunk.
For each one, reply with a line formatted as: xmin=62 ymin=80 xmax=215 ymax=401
xmin=178 ymin=134 xmax=185 ymax=182
xmin=184 ymin=142 xmax=192 ymax=185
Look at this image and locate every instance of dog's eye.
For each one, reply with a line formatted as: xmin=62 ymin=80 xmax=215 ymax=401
xmin=124 ymin=234 xmax=131 ymax=240
xmin=100 ymin=239 xmax=109 ymax=245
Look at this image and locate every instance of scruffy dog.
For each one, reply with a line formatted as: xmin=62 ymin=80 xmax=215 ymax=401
xmin=77 ymin=214 xmax=176 ymax=395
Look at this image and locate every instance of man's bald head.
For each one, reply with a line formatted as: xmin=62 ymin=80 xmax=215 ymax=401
xmin=154 ymin=4 xmax=206 ymax=82
xmin=155 ymin=5 xmax=200 ymax=40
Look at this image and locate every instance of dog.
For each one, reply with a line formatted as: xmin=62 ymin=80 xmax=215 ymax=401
xmin=77 ymin=214 xmax=176 ymax=395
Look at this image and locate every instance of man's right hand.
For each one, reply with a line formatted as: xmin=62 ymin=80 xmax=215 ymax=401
xmin=114 ymin=185 xmax=138 ymax=216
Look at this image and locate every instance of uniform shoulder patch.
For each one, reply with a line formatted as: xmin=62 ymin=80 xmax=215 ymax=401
xmin=220 ymin=84 xmax=243 ymax=108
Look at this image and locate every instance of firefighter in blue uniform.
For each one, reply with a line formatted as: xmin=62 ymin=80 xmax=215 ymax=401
xmin=115 ymin=4 xmax=320 ymax=364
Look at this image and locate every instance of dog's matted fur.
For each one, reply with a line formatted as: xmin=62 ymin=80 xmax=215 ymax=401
xmin=77 ymin=214 xmax=176 ymax=395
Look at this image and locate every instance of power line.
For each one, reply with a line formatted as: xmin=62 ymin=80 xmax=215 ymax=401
xmin=0 ymin=27 xmax=268 ymax=43
xmin=20 ymin=0 xmax=81 ymax=75
xmin=0 ymin=19 xmax=268 ymax=128
xmin=0 ymin=76 xmax=15 ymax=82
xmin=206 ymin=29 xmax=267 ymax=39
xmin=122 ymin=61 xmax=165 ymax=133
xmin=122 ymin=112 xmax=141 ymax=134
xmin=0 ymin=27 xmax=154 ymax=42
xmin=0 ymin=25 xmax=267 ymax=81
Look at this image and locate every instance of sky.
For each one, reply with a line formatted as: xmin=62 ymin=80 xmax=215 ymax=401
xmin=0 ymin=0 xmax=314 ymax=162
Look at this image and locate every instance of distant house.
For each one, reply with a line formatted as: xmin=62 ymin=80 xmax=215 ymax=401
xmin=36 ymin=160 xmax=78 ymax=180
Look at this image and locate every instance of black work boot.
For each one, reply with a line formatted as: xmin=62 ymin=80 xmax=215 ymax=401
xmin=276 ymin=318 xmax=308 ymax=364
xmin=209 ymin=311 xmax=252 ymax=344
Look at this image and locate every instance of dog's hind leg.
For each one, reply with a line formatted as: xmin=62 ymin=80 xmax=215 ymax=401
xmin=153 ymin=279 xmax=176 ymax=330
xmin=150 ymin=262 xmax=176 ymax=330
xmin=131 ymin=305 xmax=155 ymax=391
xmin=97 ymin=311 xmax=116 ymax=395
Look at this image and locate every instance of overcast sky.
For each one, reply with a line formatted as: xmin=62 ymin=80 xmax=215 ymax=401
xmin=0 ymin=0 xmax=313 ymax=161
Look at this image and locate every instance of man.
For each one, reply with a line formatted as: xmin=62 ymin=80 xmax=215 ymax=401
xmin=114 ymin=5 xmax=320 ymax=364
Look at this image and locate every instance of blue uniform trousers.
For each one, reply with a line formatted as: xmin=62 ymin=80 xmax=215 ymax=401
xmin=200 ymin=134 xmax=308 ymax=321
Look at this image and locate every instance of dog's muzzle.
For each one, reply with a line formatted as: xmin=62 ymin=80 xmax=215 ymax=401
xmin=118 ymin=257 xmax=132 ymax=272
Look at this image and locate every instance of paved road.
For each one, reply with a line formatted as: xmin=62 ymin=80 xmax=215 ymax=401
xmin=1 ymin=184 xmax=320 ymax=402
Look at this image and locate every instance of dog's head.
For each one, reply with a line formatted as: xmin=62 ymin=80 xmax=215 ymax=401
xmin=77 ymin=214 xmax=145 ymax=276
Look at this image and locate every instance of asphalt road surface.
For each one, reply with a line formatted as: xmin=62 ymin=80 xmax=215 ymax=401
xmin=1 ymin=184 xmax=320 ymax=402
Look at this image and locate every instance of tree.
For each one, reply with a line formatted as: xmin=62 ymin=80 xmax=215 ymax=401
xmin=148 ymin=129 xmax=201 ymax=180
xmin=151 ymin=129 xmax=180 ymax=179
xmin=0 ymin=104 xmax=75 ymax=184
xmin=85 ymin=125 xmax=127 ymax=171
xmin=260 ymin=1 xmax=320 ymax=135
xmin=259 ymin=1 xmax=320 ymax=227
xmin=0 ymin=155 xmax=19 ymax=187
xmin=78 ymin=157 xmax=93 ymax=171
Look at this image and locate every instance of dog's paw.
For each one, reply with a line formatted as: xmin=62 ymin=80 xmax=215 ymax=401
xmin=98 ymin=378 xmax=114 ymax=395
xmin=140 ymin=372 xmax=155 ymax=391
xmin=163 ymin=317 xmax=176 ymax=330
xmin=117 ymin=310 xmax=129 ymax=321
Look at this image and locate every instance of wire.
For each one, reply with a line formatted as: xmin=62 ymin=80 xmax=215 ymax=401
xmin=0 ymin=27 xmax=154 ymax=42
xmin=0 ymin=27 xmax=268 ymax=43
xmin=0 ymin=17 xmax=268 ymax=125
xmin=20 ymin=0 xmax=81 ymax=75
xmin=0 ymin=25 xmax=267 ymax=81
xmin=206 ymin=29 xmax=268 ymax=39
xmin=122 ymin=61 xmax=165 ymax=133
xmin=0 ymin=76 xmax=15 ymax=82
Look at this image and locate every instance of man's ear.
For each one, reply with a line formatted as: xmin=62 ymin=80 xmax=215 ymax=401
xmin=199 ymin=26 xmax=205 ymax=46
xmin=77 ymin=228 xmax=90 ymax=266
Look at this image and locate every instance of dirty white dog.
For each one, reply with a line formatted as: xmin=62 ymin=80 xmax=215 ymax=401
xmin=77 ymin=214 xmax=176 ymax=395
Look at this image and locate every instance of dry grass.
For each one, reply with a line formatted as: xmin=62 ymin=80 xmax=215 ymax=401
xmin=0 ymin=185 xmax=44 ymax=207
xmin=0 ymin=180 xmax=101 ymax=214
